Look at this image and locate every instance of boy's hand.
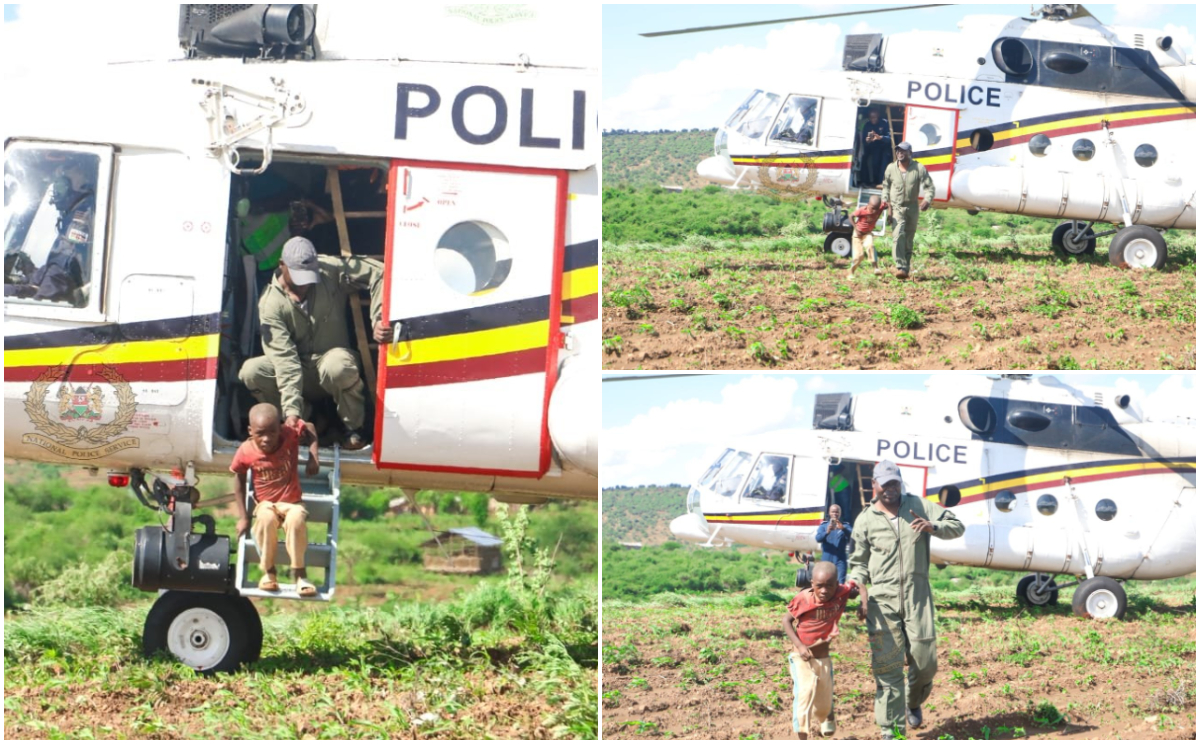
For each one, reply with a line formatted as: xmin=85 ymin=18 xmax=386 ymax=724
xmin=236 ymin=516 xmax=250 ymax=539
xmin=298 ymin=421 xmax=317 ymax=447
xmin=306 ymin=455 xmax=320 ymax=477
xmin=795 ymin=643 xmax=812 ymax=661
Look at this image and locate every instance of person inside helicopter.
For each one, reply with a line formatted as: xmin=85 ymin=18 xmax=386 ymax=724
xmin=859 ymin=108 xmax=892 ymax=186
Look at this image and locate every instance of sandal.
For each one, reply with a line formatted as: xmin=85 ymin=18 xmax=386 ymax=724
xmin=296 ymin=577 xmax=317 ymax=597
xmin=258 ymin=572 xmax=280 ymax=591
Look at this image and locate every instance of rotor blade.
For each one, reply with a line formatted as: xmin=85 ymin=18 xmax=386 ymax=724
xmin=603 ymin=373 xmax=711 ymax=382
xmin=640 ymin=5 xmax=950 ymax=38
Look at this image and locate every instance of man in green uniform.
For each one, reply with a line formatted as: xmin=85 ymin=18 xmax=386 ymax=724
xmin=239 ymin=237 xmax=388 ymax=450
xmin=848 ymin=460 xmax=965 ymax=739
xmin=879 ymin=142 xmax=935 ymax=280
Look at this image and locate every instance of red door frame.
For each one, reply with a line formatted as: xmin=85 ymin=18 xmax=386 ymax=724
xmin=373 ymin=158 xmax=568 ymax=478
xmin=901 ymin=104 xmax=961 ymax=202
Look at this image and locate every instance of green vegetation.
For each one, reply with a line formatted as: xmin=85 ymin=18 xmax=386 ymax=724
xmin=601 ymin=486 xmax=687 ymax=545
xmin=602 ymin=130 xmax=717 ymax=188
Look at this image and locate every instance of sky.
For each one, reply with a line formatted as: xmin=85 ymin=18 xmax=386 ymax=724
xmin=601 ymin=372 xmax=1197 ymax=488
xmin=602 ymin=3 xmax=1197 ymax=131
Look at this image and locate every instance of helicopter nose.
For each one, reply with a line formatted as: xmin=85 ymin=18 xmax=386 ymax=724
xmin=697 ymin=154 xmax=737 ymax=186
xmin=670 ymin=513 xmax=713 ymax=544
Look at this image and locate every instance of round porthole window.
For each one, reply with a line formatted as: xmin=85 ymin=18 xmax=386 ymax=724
xmin=1036 ymin=493 xmax=1058 ymax=516
xmin=1072 ymin=139 xmax=1095 ymax=162
xmin=1095 ymin=499 xmax=1117 ymax=521
xmin=434 ymin=221 xmax=512 ymax=296
xmin=994 ymin=490 xmax=1016 ymax=512
xmin=1134 ymin=144 xmax=1157 ymax=168
xmin=1028 ymin=134 xmax=1051 ymax=157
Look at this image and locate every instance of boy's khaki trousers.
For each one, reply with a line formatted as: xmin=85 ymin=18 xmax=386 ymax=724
xmin=252 ymin=500 xmax=308 ymax=571
xmin=788 ymin=652 xmax=834 ymax=735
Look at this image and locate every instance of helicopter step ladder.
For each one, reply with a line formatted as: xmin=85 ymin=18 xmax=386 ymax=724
xmin=235 ymin=445 xmax=341 ymax=601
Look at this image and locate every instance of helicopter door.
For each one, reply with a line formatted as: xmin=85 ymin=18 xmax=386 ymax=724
xmin=903 ymin=105 xmax=960 ymax=202
xmin=374 ymin=161 xmax=567 ymax=477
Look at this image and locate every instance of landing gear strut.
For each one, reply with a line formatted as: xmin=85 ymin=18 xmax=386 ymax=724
xmin=1015 ymin=573 xmax=1127 ymax=619
xmin=1016 ymin=573 xmax=1059 ymax=607
xmin=1052 ymin=221 xmax=1096 ymax=257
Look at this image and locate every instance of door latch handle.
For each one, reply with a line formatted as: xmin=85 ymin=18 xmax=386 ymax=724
xmin=390 ymin=321 xmax=411 ymax=362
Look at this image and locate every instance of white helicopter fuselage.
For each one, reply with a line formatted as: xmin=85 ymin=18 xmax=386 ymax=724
xmin=699 ymin=14 xmax=1196 ymax=230
xmin=3 ymin=8 xmax=599 ymax=501
xmin=671 ymin=375 xmax=1196 ymax=582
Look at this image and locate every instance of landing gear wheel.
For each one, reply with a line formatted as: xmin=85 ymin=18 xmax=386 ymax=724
xmin=143 ymin=591 xmax=249 ymax=673
xmin=1052 ymin=221 xmax=1096 ymax=257
xmin=1016 ymin=573 xmax=1059 ymax=607
xmin=1071 ymin=577 xmax=1127 ymax=619
xmin=824 ymin=233 xmax=853 ymax=258
xmin=1108 ymin=225 xmax=1167 ymax=270
xmin=234 ymin=596 xmax=263 ymax=663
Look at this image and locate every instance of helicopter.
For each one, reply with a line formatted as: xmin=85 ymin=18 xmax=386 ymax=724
xmin=669 ymin=374 xmax=1196 ymax=620
xmin=646 ymin=4 xmax=1197 ymax=270
xmin=3 ymin=5 xmax=598 ymax=672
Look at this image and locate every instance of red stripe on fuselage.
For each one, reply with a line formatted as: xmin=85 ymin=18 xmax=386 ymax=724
xmin=562 ymin=294 xmax=598 ymax=324
xmin=4 ymin=357 xmax=217 ymax=383
xmin=384 ymin=347 xmax=546 ymax=389
xmin=951 ymin=463 xmax=1189 ymax=507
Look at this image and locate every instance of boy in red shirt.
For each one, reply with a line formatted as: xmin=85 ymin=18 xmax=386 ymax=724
xmin=783 ymin=561 xmax=863 ymax=738
xmin=230 ymin=403 xmax=320 ymax=596
xmin=848 ymin=194 xmax=888 ymax=278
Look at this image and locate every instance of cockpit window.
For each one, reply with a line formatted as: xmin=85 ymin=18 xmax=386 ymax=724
xmin=712 ymin=450 xmax=754 ymax=498
xmin=742 ymin=454 xmax=790 ymax=503
xmin=769 ymin=95 xmax=820 ymax=146
xmin=736 ymin=92 xmax=782 ymax=140
xmin=698 ymin=448 xmax=733 ymax=488
xmin=725 ymin=90 xmax=764 ymax=129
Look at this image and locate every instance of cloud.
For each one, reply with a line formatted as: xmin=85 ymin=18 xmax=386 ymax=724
xmin=1161 ymin=23 xmax=1195 ymax=60
xmin=1115 ymin=375 xmax=1196 ymax=423
xmin=602 ymin=20 xmax=844 ymax=130
xmin=2 ymin=5 xmax=181 ymax=79
xmin=1113 ymin=4 xmax=1162 ymax=25
xmin=601 ymin=375 xmax=806 ymax=485
xmin=805 ymin=376 xmax=829 ymax=392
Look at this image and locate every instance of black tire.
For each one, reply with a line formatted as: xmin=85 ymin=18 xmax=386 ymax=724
xmin=1016 ymin=573 xmax=1059 ymax=608
xmin=1108 ymin=225 xmax=1167 ymax=270
xmin=1052 ymin=221 xmax=1096 ymax=257
xmin=234 ymin=596 xmax=264 ymax=663
xmin=824 ymin=232 xmax=853 ymax=258
xmin=143 ymin=591 xmax=249 ymax=674
xmin=1071 ymin=577 xmax=1127 ymax=620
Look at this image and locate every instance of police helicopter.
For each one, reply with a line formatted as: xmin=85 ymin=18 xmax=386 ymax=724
xmin=3 ymin=5 xmax=598 ymax=672
xmin=646 ymin=4 xmax=1196 ymax=270
xmin=669 ymin=374 xmax=1195 ymax=620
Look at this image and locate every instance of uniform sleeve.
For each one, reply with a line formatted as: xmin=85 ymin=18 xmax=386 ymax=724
xmin=815 ymin=521 xmax=829 ymax=542
xmin=335 ymin=255 xmax=384 ymax=324
xmin=258 ymin=297 xmax=305 ymax=420
xmin=925 ymin=499 xmax=966 ymax=540
xmin=881 ymin=166 xmax=893 ymax=196
xmin=847 ymin=517 xmax=871 ymax=585
xmin=919 ymin=163 xmax=936 ymax=203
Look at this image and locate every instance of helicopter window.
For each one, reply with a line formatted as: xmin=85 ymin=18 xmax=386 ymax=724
xmin=992 ymin=38 xmax=1034 ymax=76
xmin=4 ymin=142 xmax=112 ymax=319
xmin=736 ymin=92 xmax=782 ymax=141
xmin=994 ymin=490 xmax=1016 ymax=512
xmin=698 ymin=448 xmax=734 ymax=488
xmin=1134 ymin=144 xmax=1157 ymax=168
xmin=1095 ymin=498 xmax=1117 ymax=522
xmin=712 ymin=450 xmax=754 ymax=498
xmin=1036 ymin=493 xmax=1058 ymax=516
xmin=768 ymin=95 xmax=820 ymax=146
xmin=970 ymin=130 xmax=994 ymax=152
xmin=1028 ymin=134 xmax=1051 ymax=157
xmin=725 ymin=90 xmax=765 ymax=129
xmin=916 ymin=122 xmax=941 ymax=148
xmin=435 ymin=221 xmax=511 ymax=295
xmin=742 ymin=454 xmax=791 ymax=503
xmin=1072 ymin=139 xmax=1095 ymax=162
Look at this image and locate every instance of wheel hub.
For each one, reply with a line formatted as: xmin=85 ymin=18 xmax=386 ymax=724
xmin=1124 ymin=238 xmax=1158 ymax=269
xmin=831 ymin=236 xmax=851 ymax=257
xmin=1086 ymin=588 xmax=1119 ymax=618
xmin=168 ymin=607 xmax=230 ymax=670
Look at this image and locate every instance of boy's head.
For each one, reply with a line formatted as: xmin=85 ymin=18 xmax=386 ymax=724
xmin=248 ymin=403 xmax=283 ymax=455
xmin=811 ymin=561 xmax=839 ymax=603
xmin=868 ymin=194 xmax=881 ymax=209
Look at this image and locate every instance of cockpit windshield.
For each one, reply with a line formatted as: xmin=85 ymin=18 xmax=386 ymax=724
xmin=769 ymin=95 xmax=820 ymax=145
xmin=712 ymin=450 xmax=754 ymax=498
xmin=725 ymin=90 xmax=764 ymax=129
xmin=735 ymin=92 xmax=782 ymax=140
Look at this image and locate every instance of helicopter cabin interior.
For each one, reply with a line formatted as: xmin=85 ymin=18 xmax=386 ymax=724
xmin=216 ymin=154 xmax=390 ymax=448
xmin=850 ymin=104 xmax=906 ymax=190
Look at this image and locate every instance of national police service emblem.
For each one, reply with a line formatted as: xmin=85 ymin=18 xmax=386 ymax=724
xmin=23 ymin=364 xmax=139 ymax=460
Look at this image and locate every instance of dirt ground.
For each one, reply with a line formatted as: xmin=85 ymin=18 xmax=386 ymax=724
xmin=603 ymin=244 xmax=1196 ymax=370
xmin=602 ymin=595 xmax=1196 ymax=740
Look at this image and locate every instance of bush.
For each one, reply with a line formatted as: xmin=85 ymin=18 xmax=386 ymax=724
xmin=32 ymin=550 xmax=131 ymax=608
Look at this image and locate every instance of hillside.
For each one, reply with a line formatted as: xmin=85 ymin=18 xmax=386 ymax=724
xmin=601 ymin=486 xmax=686 ymax=545
xmin=602 ymin=130 xmax=717 ymax=188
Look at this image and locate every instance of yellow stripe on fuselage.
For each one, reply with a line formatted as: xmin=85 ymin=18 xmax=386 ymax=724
xmin=954 ymin=106 xmax=1193 ymax=149
xmin=4 ymin=334 xmax=219 ymax=369
xmin=562 ymin=266 xmax=598 ymax=301
xmin=384 ymin=320 xmax=549 ymax=366
xmin=732 ymin=154 xmax=851 ymax=165
xmin=956 ymin=460 xmax=1193 ymax=498
xmin=705 ymin=510 xmax=825 ymax=522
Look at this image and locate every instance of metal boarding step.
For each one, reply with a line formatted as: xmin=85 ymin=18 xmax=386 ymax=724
xmin=235 ymin=445 xmax=341 ymax=601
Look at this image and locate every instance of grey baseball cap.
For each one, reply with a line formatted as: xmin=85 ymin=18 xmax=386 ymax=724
xmin=874 ymin=460 xmax=903 ymax=485
xmin=281 ymin=236 xmax=320 ymax=286
xmin=895 ymin=141 xmax=913 ymax=153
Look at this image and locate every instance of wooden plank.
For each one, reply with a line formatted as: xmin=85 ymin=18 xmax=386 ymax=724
xmin=343 ymin=211 xmax=387 ymax=219
xmin=325 ymin=167 xmax=377 ymax=393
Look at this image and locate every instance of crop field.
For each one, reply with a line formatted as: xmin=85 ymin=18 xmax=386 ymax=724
xmin=4 ymin=463 xmax=597 ymax=739
xmin=602 ymin=579 xmax=1196 ymax=740
xmin=602 ymin=187 xmax=1196 ymax=371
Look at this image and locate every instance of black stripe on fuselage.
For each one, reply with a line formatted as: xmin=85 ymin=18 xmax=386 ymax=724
xmin=401 ymin=294 xmax=550 ymax=341
xmin=922 ymin=456 xmax=1196 ymax=496
xmin=5 ymin=313 xmax=221 ymax=351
